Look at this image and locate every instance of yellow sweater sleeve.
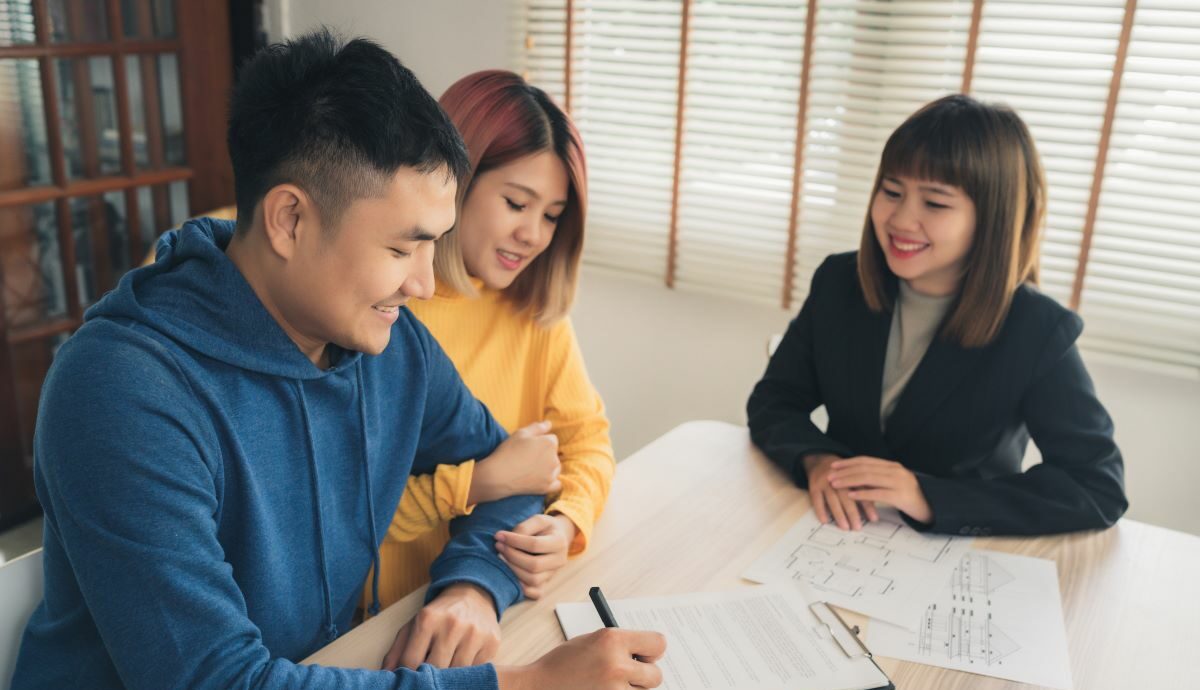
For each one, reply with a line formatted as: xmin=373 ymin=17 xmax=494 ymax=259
xmin=386 ymin=461 xmax=476 ymax=543
xmin=542 ymin=317 xmax=616 ymax=556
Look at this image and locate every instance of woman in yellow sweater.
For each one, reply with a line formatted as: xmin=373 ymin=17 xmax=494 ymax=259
xmin=367 ymin=69 xmax=614 ymax=610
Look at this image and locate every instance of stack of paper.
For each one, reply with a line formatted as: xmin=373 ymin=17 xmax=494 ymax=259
xmin=742 ymin=509 xmax=1073 ymax=689
xmin=555 ymin=584 xmax=892 ymax=690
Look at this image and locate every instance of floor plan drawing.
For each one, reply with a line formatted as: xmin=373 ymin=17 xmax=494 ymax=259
xmin=868 ymin=550 xmax=1073 ymax=689
xmin=742 ymin=507 xmax=971 ymax=628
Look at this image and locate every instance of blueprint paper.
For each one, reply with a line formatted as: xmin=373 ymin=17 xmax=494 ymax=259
xmin=866 ymin=550 xmax=1073 ymax=689
xmin=742 ymin=508 xmax=971 ymax=628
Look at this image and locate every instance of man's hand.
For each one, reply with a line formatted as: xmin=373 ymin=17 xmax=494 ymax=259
xmin=495 ymin=513 xmax=576 ymax=599
xmin=827 ymin=456 xmax=933 ymax=525
xmin=496 ymin=628 xmax=667 ymax=690
xmin=804 ymin=453 xmax=879 ymax=530
xmin=468 ymin=421 xmax=561 ymax=505
xmin=381 ymin=583 xmax=501 ymax=671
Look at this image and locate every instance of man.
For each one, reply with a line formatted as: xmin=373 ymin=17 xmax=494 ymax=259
xmin=13 ymin=29 xmax=663 ymax=690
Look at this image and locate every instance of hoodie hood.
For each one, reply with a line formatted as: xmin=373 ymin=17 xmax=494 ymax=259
xmin=87 ymin=217 xmax=380 ymax=634
xmin=16 ymin=217 xmax=527 ymax=688
xmin=87 ymin=216 xmax=359 ymax=380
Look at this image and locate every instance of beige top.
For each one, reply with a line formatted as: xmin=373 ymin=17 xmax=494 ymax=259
xmin=880 ymin=281 xmax=955 ymax=430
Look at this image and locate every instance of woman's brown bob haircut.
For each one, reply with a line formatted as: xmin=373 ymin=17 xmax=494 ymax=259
xmin=435 ymin=70 xmax=587 ymax=325
xmin=858 ymin=94 xmax=1047 ymax=348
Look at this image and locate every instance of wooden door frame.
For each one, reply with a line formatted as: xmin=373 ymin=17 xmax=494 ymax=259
xmin=0 ymin=0 xmax=234 ymax=530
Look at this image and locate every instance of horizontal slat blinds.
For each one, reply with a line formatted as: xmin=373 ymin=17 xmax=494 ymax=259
xmin=519 ymin=0 xmax=570 ymax=104
xmin=570 ymin=0 xmax=682 ymax=278
xmin=516 ymin=0 xmax=1200 ymax=377
xmin=790 ymin=0 xmax=971 ymax=305
xmin=1082 ymin=0 xmax=1200 ymax=373
xmin=674 ymin=0 xmax=807 ymax=303
xmin=970 ymin=0 xmax=1126 ymax=307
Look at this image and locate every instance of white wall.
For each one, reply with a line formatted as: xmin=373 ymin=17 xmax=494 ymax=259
xmin=266 ymin=0 xmax=515 ymax=97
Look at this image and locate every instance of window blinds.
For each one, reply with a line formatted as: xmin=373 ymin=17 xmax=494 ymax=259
xmin=970 ymin=0 xmax=1126 ymax=308
xmin=672 ymin=0 xmax=807 ymax=303
xmin=791 ymin=0 xmax=971 ymax=306
xmin=517 ymin=0 xmax=1200 ymax=376
xmin=1083 ymin=0 xmax=1200 ymax=372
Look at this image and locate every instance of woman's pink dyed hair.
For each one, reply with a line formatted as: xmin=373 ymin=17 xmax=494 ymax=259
xmin=434 ymin=70 xmax=587 ymax=325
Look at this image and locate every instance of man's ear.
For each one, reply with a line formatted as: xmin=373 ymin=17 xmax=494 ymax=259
xmin=260 ymin=184 xmax=312 ymax=261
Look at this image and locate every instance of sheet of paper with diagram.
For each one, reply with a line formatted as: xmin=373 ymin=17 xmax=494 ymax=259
xmin=741 ymin=508 xmax=971 ymax=628
xmin=866 ymin=550 xmax=1073 ymax=689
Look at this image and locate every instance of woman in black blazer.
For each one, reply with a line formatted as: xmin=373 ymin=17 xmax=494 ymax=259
xmin=748 ymin=95 xmax=1127 ymax=537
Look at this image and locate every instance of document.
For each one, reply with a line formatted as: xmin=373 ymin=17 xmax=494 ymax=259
xmin=742 ymin=508 xmax=972 ymax=628
xmin=866 ymin=550 xmax=1073 ymax=689
xmin=555 ymin=584 xmax=891 ymax=690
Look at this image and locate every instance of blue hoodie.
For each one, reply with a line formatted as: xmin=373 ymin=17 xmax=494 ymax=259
xmin=13 ymin=218 xmax=541 ymax=690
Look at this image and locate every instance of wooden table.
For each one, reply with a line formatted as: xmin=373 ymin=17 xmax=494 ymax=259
xmin=307 ymin=421 xmax=1199 ymax=689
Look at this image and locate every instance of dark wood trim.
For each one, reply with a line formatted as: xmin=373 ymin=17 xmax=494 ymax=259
xmin=1071 ymin=0 xmax=1137 ymax=311
xmin=125 ymin=186 xmax=144 ymax=268
xmin=176 ymin=0 xmax=234 ymax=215
xmin=139 ymin=55 xmax=165 ymax=168
xmin=137 ymin=42 xmax=172 ymax=230
xmin=65 ymin=1 xmax=116 ymax=294
xmin=32 ymin=0 xmax=49 ymax=45
xmin=33 ymin=2 xmax=81 ymax=319
xmin=134 ymin=0 xmax=168 ymax=195
xmin=0 ymin=39 xmax=180 ymax=59
xmin=961 ymin=0 xmax=985 ymax=93
xmin=110 ymin=0 xmax=137 ymax=176
xmin=34 ymin=9 xmax=66 ymax=189
xmin=6 ymin=316 xmax=80 ymax=345
xmin=0 ymin=168 xmax=194 ymax=208
xmin=133 ymin=0 xmax=154 ymax=37
xmin=0 ymin=284 xmax=37 ymax=523
xmin=107 ymin=0 xmax=126 ymax=40
xmin=665 ymin=0 xmax=692 ymax=289
xmin=0 ymin=0 xmax=232 ymax=526
xmin=69 ymin=55 xmax=101 ymax=176
xmin=782 ymin=0 xmax=819 ymax=310
xmin=151 ymin=183 xmax=170 ymax=234
xmin=89 ymin=196 xmax=114 ymax=293
xmin=53 ymin=196 xmax=81 ymax=319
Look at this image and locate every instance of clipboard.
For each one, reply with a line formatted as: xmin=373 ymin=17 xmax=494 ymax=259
xmin=809 ymin=601 xmax=895 ymax=690
xmin=555 ymin=586 xmax=895 ymax=690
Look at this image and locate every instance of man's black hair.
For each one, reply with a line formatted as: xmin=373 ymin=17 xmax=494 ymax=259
xmin=227 ymin=28 xmax=469 ymax=232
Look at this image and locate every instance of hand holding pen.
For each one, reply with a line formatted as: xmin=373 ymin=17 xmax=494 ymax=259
xmin=495 ymin=586 xmax=667 ymax=689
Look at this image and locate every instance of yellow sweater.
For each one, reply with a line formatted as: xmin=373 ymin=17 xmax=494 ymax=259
xmin=365 ymin=281 xmax=615 ymax=609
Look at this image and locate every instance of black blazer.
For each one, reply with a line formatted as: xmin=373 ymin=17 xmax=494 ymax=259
xmin=747 ymin=252 xmax=1127 ymax=536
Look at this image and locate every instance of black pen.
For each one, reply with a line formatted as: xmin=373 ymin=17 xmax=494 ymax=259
xmin=590 ymin=586 xmax=651 ymax=663
xmin=589 ymin=586 xmax=620 ymax=627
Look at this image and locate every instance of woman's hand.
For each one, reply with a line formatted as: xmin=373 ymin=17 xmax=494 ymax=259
xmin=495 ymin=513 xmax=577 ymax=599
xmin=804 ymin=453 xmax=879 ymax=530
xmin=827 ymin=456 xmax=933 ymax=525
xmin=469 ymin=421 xmax=561 ymax=505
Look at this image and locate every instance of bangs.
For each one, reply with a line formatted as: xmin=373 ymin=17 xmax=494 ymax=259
xmin=861 ymin=94 xmax=1046 ymax=348
xmin=877 ymin=101 xmax=989 ymax=195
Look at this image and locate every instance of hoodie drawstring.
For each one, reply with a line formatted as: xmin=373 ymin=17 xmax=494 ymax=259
xmin=294 ymin=381 xmax=339 ymax=642
xmin=357 ymin=363 xmax=384 ymax=617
